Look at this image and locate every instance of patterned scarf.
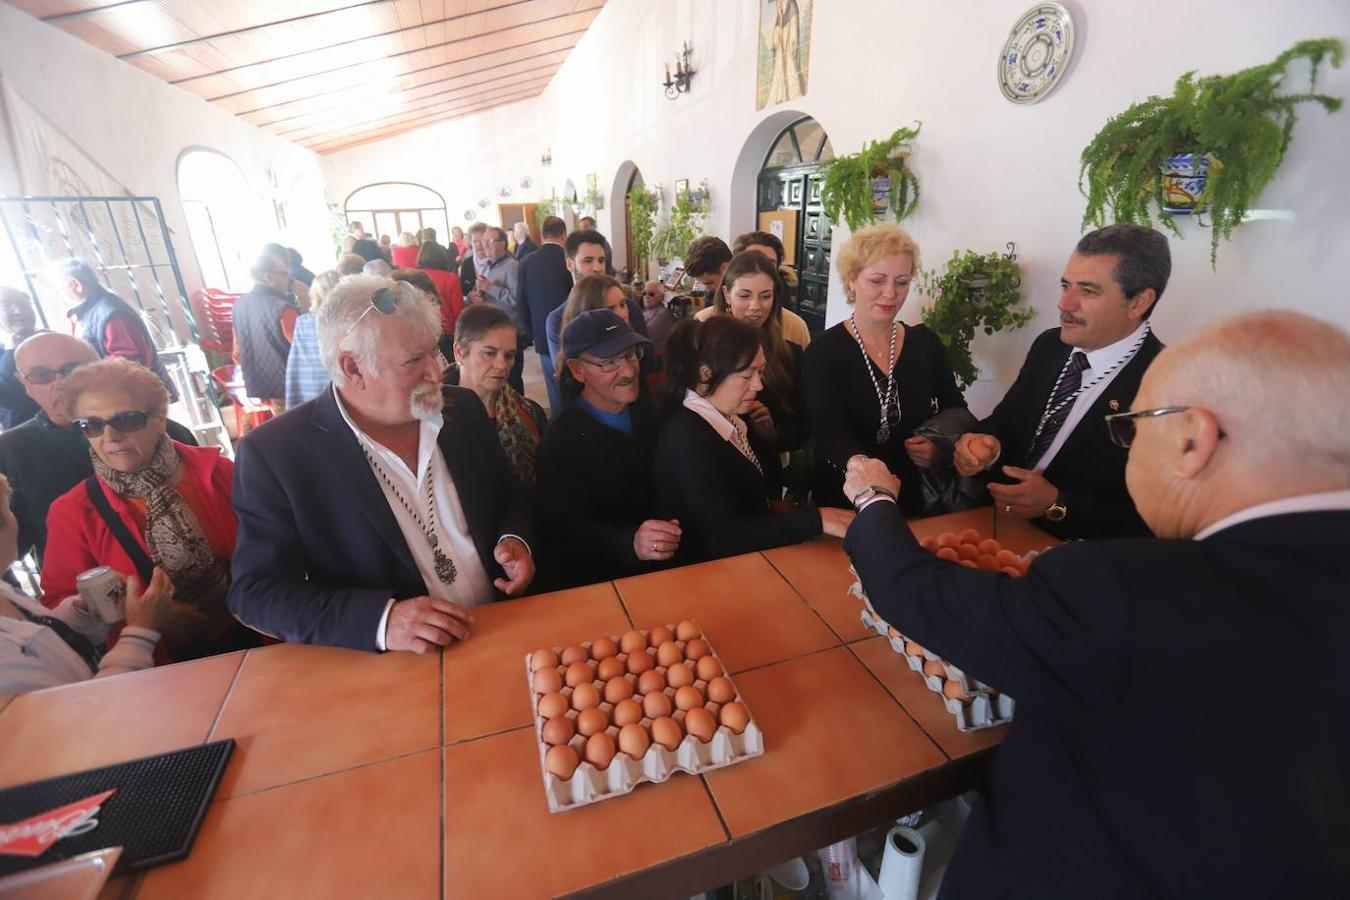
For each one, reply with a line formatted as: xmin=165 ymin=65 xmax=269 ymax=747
xmin=91 ymin=436 xmax=231 ymax=639
xmin=490 ymin=386 xmax=542 ymax=489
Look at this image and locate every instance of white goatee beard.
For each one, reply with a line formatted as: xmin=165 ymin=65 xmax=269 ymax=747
xmin=410 ymin=384 xmax=444 ymax=426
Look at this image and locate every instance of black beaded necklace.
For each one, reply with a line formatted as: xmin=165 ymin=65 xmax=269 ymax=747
xmin=360 ymin=445 xmax=458 ymax=585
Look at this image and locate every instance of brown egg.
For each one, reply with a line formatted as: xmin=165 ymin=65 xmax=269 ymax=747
xmin=675 ymin=619 xmax=701 ymax=641
xmin=584 ymin=732 xmax=617 ymax=769
xmin=529 ymin=648 xmax=558 ymax=672
xmin=995 ymin=549 xmax=1021 ymax=567
xmin=886 ymin=626 xmax=902 ymax=640
xmin=944 ymin=680 xmax=971 ymax=701
xmin=604 ymin=676 xmax=635 ymax=704
xmin=956 ymin=543 xmax=980 ymax=562
xmin=919 ymin=536 xmax=939 ymax=553
xmin=647 ymin=625 xmax=673 ymax=648
xmin=571 ymin=683 xmax=601 ymax=711
xmin=545 ymin=744 xmax=579 ymax=779
xmin=651 ymin=716 xmax=683 ymax=750
xmin=923 ymin=658 xmax=946 ymax=677
xmin=541 ymin=715 xmax=575 ymax=746
xmin=666 ymin=662 xmax=694 ymax=688
xmin=637 ymin=669 xmax=666 ymax=694
xmin=903 ymin=640 xmax=925 ymax=657
xmin=695 ymin=656 xmax=723 ymax=680
xmin=936 ymin=532 xmax=960 ymax=549
xmin=597 ymin=657 xmax=625 ymax=680
xmin=619 ymin=630 xmax=647 ymax=653
xmin=958 ymin=528 xmax=981 ymax=545
xmin=537 ymin=691 xmax=568 ymax=719
xmin=976 ymin=553 xmax=999 ymax=571
xmin=978 ymin=538 xmax=1001 ymax=556
xmin=643 ymin=690 xmax=673 ymax=719
xmin=656 ymin=641 xmax=683 ymax=667
xmin=626 ymin=649 xmax=655 ymax=675
xmin=618 ymin=722 xmax=651 ymax=759
xmin=564 ymin=661 xmax=594 ymax=688
xmin=684 ymin=707 xmax=716 ymax=742
xmin=959 ymin=559 xmax=978 ymax=568
xmin=1001 ymin=566 xmax=1024 ymax=577
xmin=560 ymin=645 xmax=588 ymax=666
xmin=576 ymin=706 xmax=608 ymax=736
xmin=936 ymin=547 xmax=961 ymax=562
xmin=532 ymin=668 xmax=562 ymax=695
xmin=674 ymin=685 xmax=703 ymax=711
xmin=683 ymin=638 xmax=711 ymax=661
xmin=706 ymin=676 xmax=736 ymax=704
xmin=590 ymin=636 xmax=618 ymax=660
xmin=719 ymin=701 xmax=750 ymax=734
xmin=613 ymin=698 xmax=643 ymax=727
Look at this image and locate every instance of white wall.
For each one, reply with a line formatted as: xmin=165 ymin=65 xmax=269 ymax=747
xmin=327 ymin=0 xmax=1350 ymax=413
xmin=0 ymin=3 xmax=331 ymax=337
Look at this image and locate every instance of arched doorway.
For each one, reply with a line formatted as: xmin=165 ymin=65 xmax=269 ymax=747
xmin=610 ymin=161 xmax=644 ymax=280
xmin=756 ymin=116 xmax=834 ymax=335
xmin=344 ymin=182 xmax=448 ymax=246
xmin=177 ymin=148 xmax=253 ymax=291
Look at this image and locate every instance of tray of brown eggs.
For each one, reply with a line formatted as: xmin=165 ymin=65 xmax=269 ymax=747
xmin=526 ymin=620 xmax=764 ymax=812
xmin=848 ymin=529 xmax=1037 ymax=732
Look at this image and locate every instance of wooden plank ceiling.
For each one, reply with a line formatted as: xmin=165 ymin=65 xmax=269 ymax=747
xmin=6 ymin=0 xmax=606 ymax=153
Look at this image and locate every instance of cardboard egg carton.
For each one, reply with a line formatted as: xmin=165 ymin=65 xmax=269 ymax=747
xmin=526 ymin=625 xmax=764 ymax=813
xmin=853 ymin=583 xmax=1016 ymax=733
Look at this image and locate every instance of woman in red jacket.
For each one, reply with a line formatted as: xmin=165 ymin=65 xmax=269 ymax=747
xmin=416 ymin=241 xmax=465 ymax=336
xmin=40 ymin=358 xmax=262 ymax=661
xmin=390 ymin=231 xmax=420 ymax=268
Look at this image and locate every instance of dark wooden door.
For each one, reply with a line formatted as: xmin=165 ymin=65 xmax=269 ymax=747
xmin=757 ymin=163 xmax=832 ymax=335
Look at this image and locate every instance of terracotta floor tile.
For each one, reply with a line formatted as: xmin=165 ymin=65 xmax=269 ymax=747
xmin=0 ymin=653 xmax=242 ymax=789
xmin=850 ymin=636 xmax=1006 ymax=759
xmin=138 ymin=749 xmax=441 ymax=900
xmin=615 ymin=553 xmax=839 ymax=673
xmin=703 ymin=646 xmax=947 ymax=837
xmin=762 ymin=538 xmax=871 ymax=642
xmin=444 ymin=583 xmax=631 ymax=743
xmin=444 ymin=727 xmax=727 ymax=897
xmin=209 ymin=643 xmax=440 ymax=798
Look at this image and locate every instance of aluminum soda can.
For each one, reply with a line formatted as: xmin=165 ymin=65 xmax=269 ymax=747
xmin=76 ymin=567 xmax=127 ymax=624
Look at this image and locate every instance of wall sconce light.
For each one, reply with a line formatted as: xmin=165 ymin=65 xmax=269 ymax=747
xmin=663 ymin=42 xmax=695 ymax=99
xmin=540 ymin=147 xmax=553 ymax=167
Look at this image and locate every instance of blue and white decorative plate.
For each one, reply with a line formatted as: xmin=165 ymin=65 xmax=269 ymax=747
xmin=998 ymin=3 xmax=1075 ymax=105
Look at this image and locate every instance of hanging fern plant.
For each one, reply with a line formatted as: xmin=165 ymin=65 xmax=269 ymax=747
xmin=820 ymin=124 xmax=921 ymax=230
xmin=1079 ymin=38 xmax=1342 ymax=266
xmin=920 ymin=248 xmax=1034 ymax=389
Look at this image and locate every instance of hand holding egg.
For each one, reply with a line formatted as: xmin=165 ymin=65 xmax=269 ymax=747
xmin=954 ymin=433 xmax=1001 ymax=476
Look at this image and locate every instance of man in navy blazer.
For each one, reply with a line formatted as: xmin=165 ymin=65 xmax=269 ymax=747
xmin=843 ymin=310 xmax=1350 ymax=899
xmin=517 ymin=215 xmax=573 ymax=414
xmin=954 ymin=225 xmax=1169 ymax=539
xmin=229 ymin=276 xmax=534 ymax=653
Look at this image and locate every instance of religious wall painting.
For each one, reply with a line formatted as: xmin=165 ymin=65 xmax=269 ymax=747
xmin=756 ymin=0 xmax=813 ymax=110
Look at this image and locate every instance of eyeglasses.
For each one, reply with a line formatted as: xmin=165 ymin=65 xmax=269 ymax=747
xmin=579 ymin=347 xmax=644 ymax=373
xmin=1104 ymin=406 xmax=1230 ymax=448
xmin=19 ymin=361 xmax=82 ymax=385
xmin=70 ymin=410 xmax=153 ymax=438
xmin=342 ymin=285 xmax=405 ymax=343
xmin=640 ymin=290 xmax=659 ymax=298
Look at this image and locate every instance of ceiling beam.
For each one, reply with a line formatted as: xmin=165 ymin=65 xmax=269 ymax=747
xmin=305 ymin=91 xmax=542 ymax=153
xmin=205 ymin=18 xmax=591 ymax=103
xmin=41 ymin=0 xmax=152 ymax=24
xmin=117 ymin=1 xmax=391 ymax=60
xmin=165 ymin=0 xmax=541 ymax=84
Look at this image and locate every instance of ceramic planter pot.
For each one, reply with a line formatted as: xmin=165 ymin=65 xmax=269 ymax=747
xmin=1161 ymin=152 xmax=1213 ymax=214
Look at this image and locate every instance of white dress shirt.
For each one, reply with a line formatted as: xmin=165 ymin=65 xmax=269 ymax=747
xmin=333 ymin=388 xmax=495 ymax=649
xmin=1032 ymin=322 xmax=1150 ymax=472
xmin=1194 ymin=489 xmax=1350 ymax=540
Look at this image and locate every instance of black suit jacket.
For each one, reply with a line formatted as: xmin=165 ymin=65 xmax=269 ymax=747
xmin=513 ymin=237 xmax=538 ymax=261
xmin=228 ymin=386 xmax=532 ymax=651
xmin=845 ymin=501 xmax=1350 ymax=900
xmin=978 ymin=326 xmax=1163 ymax=538
xmin=518 ymin=243 xmax=572 ymax=348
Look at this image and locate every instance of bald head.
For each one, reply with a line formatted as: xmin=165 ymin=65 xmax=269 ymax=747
xmin=1126 ymin=311 xmax=1350 ymax=537
xmin=13 ymin=332 xmax=98 ymax=422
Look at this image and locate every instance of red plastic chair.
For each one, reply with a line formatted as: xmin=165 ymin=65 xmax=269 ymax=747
xmin=211 ymin=364 xmax=273 ymax=437
xmin=192 ymin=288 xmax=241 ymax=357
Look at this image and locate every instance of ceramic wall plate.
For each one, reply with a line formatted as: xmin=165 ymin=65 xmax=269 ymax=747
xmin=998 ymin=3 xmax=1075 ymax=104
xmin=464 ymin=209 xmax=476 ymax=221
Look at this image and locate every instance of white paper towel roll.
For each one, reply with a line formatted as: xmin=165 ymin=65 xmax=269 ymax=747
xmin=877 ymin=825 xmax=926 ymax=900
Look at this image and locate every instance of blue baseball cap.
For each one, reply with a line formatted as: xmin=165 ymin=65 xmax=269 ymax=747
xmin=562 ymin=309 xmax=652 ymax=361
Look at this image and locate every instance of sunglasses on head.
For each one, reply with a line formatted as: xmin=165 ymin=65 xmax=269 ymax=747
xmin=342 ymin=284 xmax=407 ymax=342
xmin=70 ymin=410 xmax=153 ymax=438
xmin=20 ymin=361 xmax=82 ymax=385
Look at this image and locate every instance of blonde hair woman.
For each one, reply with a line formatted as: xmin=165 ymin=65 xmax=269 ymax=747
xmin=392 ymin=231 xmax=420 ymax=268
xmin=801 ymin=223 xmax=967 ymax=512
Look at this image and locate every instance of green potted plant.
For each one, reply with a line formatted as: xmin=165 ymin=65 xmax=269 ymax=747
xmin=627 ymin=187 xmax=659 ymax=277
xmin=651 ymin=187 xmax=704 ymax=265
xmin=1079 ymin=38 xmax=1342 ymax=266
xmin=820 ymin=124 xmax=921 ymax=231
xmin=535 ymin=196 xmax=560 ymax=219
xmin=920 ymin=248 xmax=1034 ymax=390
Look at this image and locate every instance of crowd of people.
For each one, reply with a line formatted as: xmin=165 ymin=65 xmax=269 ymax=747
xmin=0 ymin=208 xmax=1345 ymax=895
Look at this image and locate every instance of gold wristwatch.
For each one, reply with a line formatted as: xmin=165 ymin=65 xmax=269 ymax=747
xmin=1044 ymin=494 xmax=1068 ymax=522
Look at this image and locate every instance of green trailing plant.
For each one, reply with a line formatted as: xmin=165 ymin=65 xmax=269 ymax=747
xmin=1079 ymin=38 xmax=1343 ymax=266
xmin=920 ymin=248 xmax=1033 ymax=389
xmin=820 ymin=124 xmax=921 ymax=230
xmin=651 ymin=187 xmax=704 ymax=264
xmin=535 ymin=196 xmax=560 ymax=219
xmin=627 ymin=187 xmax=659 ymax=276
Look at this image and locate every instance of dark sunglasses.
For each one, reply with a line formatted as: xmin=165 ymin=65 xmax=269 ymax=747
xmin=70 ymin=410 xmax=153 ymax=438
xmin=640 ymin=289 xmax=660 ymax=297
xmin=342 ymin=285 xmax=405 ymax=342
xmin=20 ymin=361 xmax=82 ymax=385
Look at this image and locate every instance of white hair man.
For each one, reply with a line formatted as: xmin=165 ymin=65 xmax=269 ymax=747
xmin=512 ymin=222 xmax=537 ymax=261
xmin=229 ymin=276 xmax=535 ymax=653
xmin=841 ymin=310 xmax=1350 ymax=898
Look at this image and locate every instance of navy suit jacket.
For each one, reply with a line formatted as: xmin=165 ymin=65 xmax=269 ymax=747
xmin=228 ymin=385 xmax=533 ymax=651
xmin=978 ymin=326 xmax=1163 ymax=539
xmin=518 ymin=242 xmax=572 ymax=348
xmin=845 ymin=501 xmax=1350 ymax=899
